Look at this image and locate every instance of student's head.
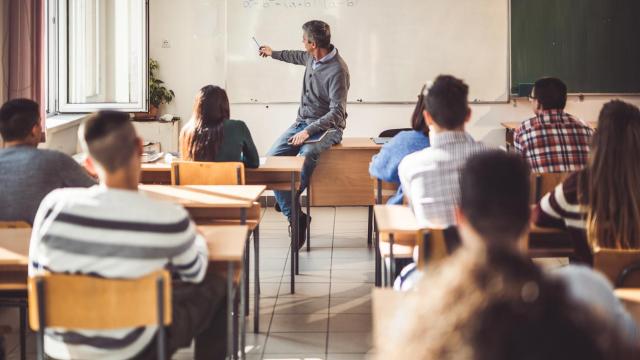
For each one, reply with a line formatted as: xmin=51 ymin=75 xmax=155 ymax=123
xmin=180 ymin=85 xmax=229 ymax=161
xmin=379 ymin=248 xmax=632 ymax=360
xmin=302 ymin=20 xmax=331 ymax=52
xmin=585 ymin=100 xmax=640 ymax=250
xmin=457 ymin=151 xmax=531 ymax=250
xmin=410 ymin=84 xmax=430 ymax=136
xmin=531 ymin=77 xmax=567 ymax=113
xmin=79 ymin=111 xmax=142 ymax=186
xmin=423 ymin=75 xmax=471 ymax=132
xmin=0 ymin=99 xmax=41 ymax=146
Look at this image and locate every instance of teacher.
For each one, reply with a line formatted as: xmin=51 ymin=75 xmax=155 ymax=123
xmin=259 ymin=20 xmax=350 ymax=249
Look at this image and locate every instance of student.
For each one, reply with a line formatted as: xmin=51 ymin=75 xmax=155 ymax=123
xmin=29 ymin=111 xmax=227 ymax=360
xmin=380 ymin=152 xmax=636 ymax=360
xmin=259 ymin=20 xmax=349 ymax=248
xmin=398 ymin=75 xmax=486 ymax=228
xmin=514 ymin=77 xmax=593 ymax=173
xmin=180 ymin=85 xmax=259 ymax=168
xmin=369 ymin=84 xmax=430 ymax=204
xmin=0 ymin=99 xmax=95 ymax=224
xmin=535 ymin=100 xmax=640 ymax=264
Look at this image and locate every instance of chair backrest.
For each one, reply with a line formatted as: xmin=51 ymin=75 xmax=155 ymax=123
xmin=417 ymin=227 xmax=459 ymax=269
xmin=28 ymin=270 xmax=172 ymax=330
xmin=171 ymin=161 xmax=245 ymax=185
xmin=378 ymin=128 xmax=412 ymax=138
xmin=373 ymin=178 xmax=400 ymax=204
xmin=530 ymin=172 xmax=570 ymax=204
xmin=593 ymin=248 xmax=640 ymax=288
xmin=0 ymin=221 xmax=31 ymax=229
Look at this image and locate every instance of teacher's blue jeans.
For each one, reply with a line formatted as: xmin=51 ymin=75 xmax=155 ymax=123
xmin=267 ymin=122 xmax=342 ymax=219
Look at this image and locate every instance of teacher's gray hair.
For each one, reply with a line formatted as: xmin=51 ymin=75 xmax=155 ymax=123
xmin=302 ymin=20 xmax=331 ymax=49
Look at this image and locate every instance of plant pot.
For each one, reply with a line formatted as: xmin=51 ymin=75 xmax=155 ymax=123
xmin=149 ymin=105 xmax=159 ymax=117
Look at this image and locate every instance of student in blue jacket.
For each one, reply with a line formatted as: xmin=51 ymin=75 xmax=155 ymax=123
xmin=369 ymin=84 xmax=431 ymax=204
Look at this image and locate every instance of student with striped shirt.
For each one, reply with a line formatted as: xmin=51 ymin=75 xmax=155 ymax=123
xmin=535 ymin=100 xmax=640 ymax=265
xmin=29 ymin=111 xmax=227 ymax=360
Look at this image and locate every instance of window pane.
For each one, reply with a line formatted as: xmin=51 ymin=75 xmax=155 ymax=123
xmin=67 ymin=0 xmax=143 ymax=105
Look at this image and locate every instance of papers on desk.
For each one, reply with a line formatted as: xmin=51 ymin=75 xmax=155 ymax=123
xmin=141 ymin=151 xmax=164 ymax=163
xmin=260 ymin=157 xmax=266 ymax=166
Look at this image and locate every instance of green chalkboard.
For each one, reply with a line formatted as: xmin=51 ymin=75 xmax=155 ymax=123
xmin=511 ymin=0 xmax=640 ymax=94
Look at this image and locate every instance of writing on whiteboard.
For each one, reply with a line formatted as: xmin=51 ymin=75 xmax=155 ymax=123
xmin=242 ymin=0 xmax=358 ymax=9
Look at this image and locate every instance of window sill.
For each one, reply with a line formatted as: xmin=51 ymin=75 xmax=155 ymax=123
xmin=45 ymin=114 xmax=87 ymax=133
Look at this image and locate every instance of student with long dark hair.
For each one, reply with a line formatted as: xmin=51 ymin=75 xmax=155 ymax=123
xmin=535 ymin=100 xmax=640 ymax=264
xmin=180 ymin=85 xmax=259 ymax=168
xmin=369 ymin=84 xmax=431 ymax=204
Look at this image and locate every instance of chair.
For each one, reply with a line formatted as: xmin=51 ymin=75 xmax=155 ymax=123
xmin=0 ymin=223 xmax=31 ymax=360
xmin=28 ymin=270 xmax=172 ymax=360
xmin=593 ymin=248 xmax=640 ymax=288
xmin=529 ymin=172 xmax=570 ymax=204
xmin=171 ymin=161 xmax=245 ymax=185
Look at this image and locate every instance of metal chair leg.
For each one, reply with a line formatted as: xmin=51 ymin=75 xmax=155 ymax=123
xmin=253 ymin=226 xmax=260 ymax=333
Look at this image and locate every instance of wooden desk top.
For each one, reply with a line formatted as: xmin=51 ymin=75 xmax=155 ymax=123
xmin=501 ymin=121 xmax=597 ymax=130
xmin=331 ymin=137 xmax=382 ymax=150
xmin=373 ymin=205 xmax=421 ymax=234
xmin=140 ymin=185 xmax=265 ymax=209
xmin=615 ymin=289 xmax=640 ymax=303
xmin=141 ymin=156 xmax=304 ymax=173
xmin=198 ymin=225 xmax=248 ymax=262
xmin=0 ymin=228 xmax=30 ymax=267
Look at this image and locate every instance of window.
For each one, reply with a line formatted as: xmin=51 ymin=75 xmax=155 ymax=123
xmin=47 ymin=0 xmax=148 ymax=114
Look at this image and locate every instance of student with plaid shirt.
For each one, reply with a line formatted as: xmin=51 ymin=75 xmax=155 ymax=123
xmin=514 ymin=78 xmax=594 ymax=173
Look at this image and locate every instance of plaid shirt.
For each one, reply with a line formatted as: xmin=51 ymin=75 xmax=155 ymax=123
xmin=399 ymin=131 xmax=487 ymax=228
xmin=514 ymin=110 xmax=593 ymax=173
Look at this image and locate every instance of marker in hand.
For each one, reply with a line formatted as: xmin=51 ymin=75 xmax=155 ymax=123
xmin=252 ymin=36 xmax=261 ymax=49
xmin=254 ymin=36 xmax=272 ymax=58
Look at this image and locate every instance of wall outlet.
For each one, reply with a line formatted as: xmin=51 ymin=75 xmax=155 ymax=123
xmin=161 ymin=40 xmax=170 ymax=48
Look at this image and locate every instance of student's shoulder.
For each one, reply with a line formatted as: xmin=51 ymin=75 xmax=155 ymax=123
xmin=39 ymin=186 xmax=97 ymax=210
xmin=398 ymin=147 xmax=432 ymax=172
xmin=516 ymin=116 xmax=538 ymax=132
xmin=36 ymin=149 xmax=80 ymax=167
xmin=136 ymin=191 xmax=192 ymax=221
xmin=226 ymin=119 xmax=251 ymax=131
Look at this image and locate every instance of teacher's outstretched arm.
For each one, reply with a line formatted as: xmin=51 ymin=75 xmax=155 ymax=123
xmin=259 ymin=45 xmax=309 ymax=66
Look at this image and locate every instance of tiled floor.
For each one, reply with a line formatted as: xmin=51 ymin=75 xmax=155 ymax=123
xmin=0 ymin=206 xmax=375 ymax=360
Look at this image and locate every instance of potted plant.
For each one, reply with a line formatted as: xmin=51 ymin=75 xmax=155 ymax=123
xmin=148 ymin=58 xmax=175 ymax=116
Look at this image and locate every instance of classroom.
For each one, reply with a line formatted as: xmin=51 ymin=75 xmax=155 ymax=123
xmin=1 ymin=0 xmax=640 ymax=359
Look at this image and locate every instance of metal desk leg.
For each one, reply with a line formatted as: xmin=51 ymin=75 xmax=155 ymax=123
xmin=389 ymin=233 xmax=395 ymax=287
xmin=253 ymin=226 xmax=260 ymax=333
xmin=20 ymin=302 xmax=26 ymax=360
xmin=367 ymin=206 xmax=373 ymax=246
xmin=295 ymin=190 xmax=300 ymax=275
xmin=227 ymin=262 xmax=234 ymax=359
xmin=239 ymin=255 xmax=246 ymax=360
xmin=290 ymin=172 xmax=296 ymax=294
xmin=374 ymin=218 xmax=381 ymax=287
xmin=244 ymin=235 xmax=250 ymax=316
xmin=306 ymin=184 xmax=311 ymax=252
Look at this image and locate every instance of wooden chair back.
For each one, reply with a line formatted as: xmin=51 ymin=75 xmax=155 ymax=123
xmin=593 ymin=248 xmax=640 ymax=288
xmin=171 ymin=161 xmax=245 ymax=185
xmin=416 ymin=228 xmax=450 ymax=269
xmin=0 ymin=221 xmax=31 ymax=229
xmin=529 ymin=172 xmax=570 ymax=204
xmin=28 ymin=270 xmax=172 ymax=330
xmin=373 ymin=178 xmax=400 ymax=204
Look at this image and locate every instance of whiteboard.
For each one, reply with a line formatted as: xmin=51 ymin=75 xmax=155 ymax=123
xmin=227 ymin=0 xmax=509 ymax=103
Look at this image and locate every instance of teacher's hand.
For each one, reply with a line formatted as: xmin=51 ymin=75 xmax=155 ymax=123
xmin=259 ymin=46 xmax=273 ymax=57
xmin=288 ymin=130 xmax=310 ymax=146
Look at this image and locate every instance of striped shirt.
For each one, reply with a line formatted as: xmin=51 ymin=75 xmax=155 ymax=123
xmin=534 ymin=170 xmax=593 ymax=264
xmin=28 ymin=185 xmax=208 ymax=360
xmin=398 ymin=131 xmax=487 ymax=227
xmin=514 ymin=110 xmax=594 ymax=173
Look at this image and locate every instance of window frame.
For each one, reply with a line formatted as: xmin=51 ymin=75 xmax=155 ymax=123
xmin=47 ymin=0 xmax=149 ymax=114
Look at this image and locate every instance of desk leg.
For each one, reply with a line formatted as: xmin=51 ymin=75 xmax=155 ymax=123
xmin=367 ymin=206 xmax=373 ymax=246
xmin=296 ymin=190 xmax=300 ymax=275
xmin=253 ymin=226 xmax=260 ymax=333
xmin=239 ymin=254 xmax=246 ymax=360
xmin=306 ymin=184 xmax=311 ymax=252
xmin=374 ymin=219 xmax=381 ymax=287
xmin=20 ymin=302 xmax=26 ymax=360
xmin=227 ymin=262 xmax=234 ymax=359
xmin=290 ymin=172 xmax=296 ymax=294
xmin=244 ymin=235 xmax=250 ymax=316
xmin=389 ymin=233 xmax=395 ymax=288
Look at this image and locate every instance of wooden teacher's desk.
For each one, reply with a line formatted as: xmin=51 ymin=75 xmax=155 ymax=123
xmin=310 ymin=137 xmax=382 ymax=206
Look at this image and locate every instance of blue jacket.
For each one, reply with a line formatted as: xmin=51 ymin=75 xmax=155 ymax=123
xmin=369 ymin=130 xmax=430 ymax=204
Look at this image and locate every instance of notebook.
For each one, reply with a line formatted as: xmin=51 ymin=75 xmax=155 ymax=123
xmin=372 ymin=137 xmax=392 ymax=145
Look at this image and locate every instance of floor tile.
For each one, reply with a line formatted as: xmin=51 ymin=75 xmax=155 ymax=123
xmin=262 ymin=354 xmax=327 ymax=360
xmin=270 ymin=314 xmax=329 ymax=333
xmin=290 ymin=270 xmax=332 ymax=283
xmin=329 ymin=296 xmax=372 ymax=315
xmin=331 ymin=248 xmax=375 ymax=260
xmin=330 ymin=283 xmax=373 ymax=298
xmin=329 ymin=314 xmax=372 ymax=332
xmin=331 ymin=269 xmax=374 ymax=283
xmin=279 ymin=283 xmax=331 ymax=298
xmin=327 ymin=332 xmax=372 ymax=354
xmin=264 ymin=332 xmax=327 ymax=354
xmin=274 ymin=296 xmax=330 ymax=315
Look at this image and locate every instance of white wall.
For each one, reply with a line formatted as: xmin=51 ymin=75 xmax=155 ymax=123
xmin=148 ymin=0 xmax=640 ymax=155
